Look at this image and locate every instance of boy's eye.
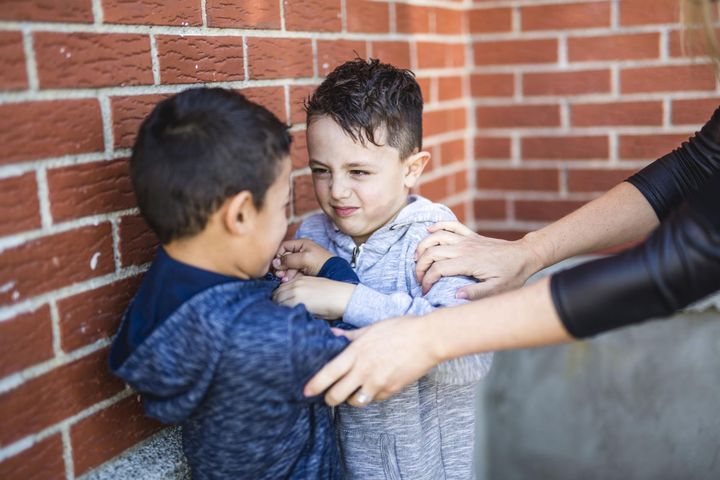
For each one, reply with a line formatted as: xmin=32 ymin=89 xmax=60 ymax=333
xmin=350 ymin=170 xmax=370 ymax=176
xmin=311 ymin=167 xmax=329 ymax=175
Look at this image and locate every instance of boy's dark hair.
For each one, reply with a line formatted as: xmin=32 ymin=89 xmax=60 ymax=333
xmin=305 ymin=58 xmax=423 ymax=159
xmin=131 ymin=87 xmax=291 ymax=244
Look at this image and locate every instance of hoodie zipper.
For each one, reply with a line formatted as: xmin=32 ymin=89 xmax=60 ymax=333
xmin=350 ymin=244 xmax=363 ymax=268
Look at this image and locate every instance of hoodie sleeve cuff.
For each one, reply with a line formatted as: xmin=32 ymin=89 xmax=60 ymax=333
xmin=317 ymin=257 xmax=359 ymax=284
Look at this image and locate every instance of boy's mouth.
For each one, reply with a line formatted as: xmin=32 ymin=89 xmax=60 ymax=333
xmin=332 ymin=206 xmax=359 ymax=217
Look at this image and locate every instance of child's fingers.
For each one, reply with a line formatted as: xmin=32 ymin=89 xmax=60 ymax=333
xmin=330 ymin=327 xmax=363 ymax=340
xmin=426 ymin=221 xmax=475 ymax=236
xmin=278 ymin=252 xmax=310 ymax=271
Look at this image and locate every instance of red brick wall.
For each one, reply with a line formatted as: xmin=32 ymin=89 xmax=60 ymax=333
xmin=470 ymin=0 xmax=717 ymax=240
xmin=0 ymin=0 xmax=715 ymax=477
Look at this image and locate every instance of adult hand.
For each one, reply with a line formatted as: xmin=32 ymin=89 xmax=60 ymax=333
xmin=273 ymin=238 xmax=334 ymax=281
xmin=272 ymin=276 xmax=355 ymax=320
xmin=415 ymin=222 xmax=544 ymax=300
xmin=304 ymin=315 xmax=442 ymax=407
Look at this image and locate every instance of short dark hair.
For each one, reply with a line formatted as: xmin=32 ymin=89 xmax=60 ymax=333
xmin=305 ymin=58 xmax=423 ymax=159
xmin=131 ymin=87 xmax=291 ymax=244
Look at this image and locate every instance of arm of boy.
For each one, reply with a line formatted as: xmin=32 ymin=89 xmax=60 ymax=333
xmin=273 ymin=277 xmax=356 ymax=320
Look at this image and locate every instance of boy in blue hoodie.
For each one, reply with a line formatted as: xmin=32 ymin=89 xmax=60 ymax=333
xmin=108 ymin=88 xmax=355 ymax=480
xmin=272 ymin=59 xmax=493 ymax=479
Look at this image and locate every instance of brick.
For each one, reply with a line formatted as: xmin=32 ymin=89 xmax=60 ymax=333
xmin=448 ymin=200 xmax=470 ymax=224
xmin=417 ymin=77 xmax=432 ymax=103
xmin=523 ymin=69 xmax=610 ymax=96
xmin=522 ymin=135 xmax=608 ymax=160
xmin=206 ymin=0 xmax=280 ymax=28
xmin=569 ymin=33 xmax=660 ymax=61
xmin=474 ymin=199 xmax=507 ymax=220
xmin=0 ymin=32 xmax=27 ymax=90
xmin=621 ymin=65 xmax=716 ymax=93
xmin=396 ymin=4 xmax=432 ymax=33
xmin=453 ymin=170 xmax=469 ymax=192
xmin=1 ymin=100 xmax=103 ymax=164
xmin=438 ymin=76 xmax=463 ymax=101
xmin=475 ymin=229 xmax=527 ymax=241
xmin=521 ymin=2 xmax=610 ymax=30
xmin=1 ymin=225 xmax=114 ymax=306
xmin=620 ymin=133 xmax=691 ymax=160
xmin=34 ymin=33 xmax=152 ymax=88
xmin=58 ymin=276 xmax=142 ymax=352
xmin=474 ymin=39 xmax=557 ymax=66
xmin=471 ymin=73 xmax=514 ymax=97
xmin=0 ymin=434 xmax=65 ymax=480
xmin=48 ymin=159 xmax=135 ymax=222
xmin=0 ymin=0 xmax=92 ymax=23
xmin=72 ymin=395 xmax=163 ymax=476
xmin=424 ymin=107 xmax=467 ymax=137
xmin=285 ymin=222 xmax=300 ymax=241
xmin=418 ymin=175 xmax=450 ymax=201
xmin=416 ymin=42 xmax=465 ymax=70
xmin=0 ymin=348 xmax=124 ymax=446
xmin=102 ymin=0 xmax=201 ymax=26
xmin=119 ymin=215 xmax=158 ymax=267
xmin=241 ymin=86 xmax=287 ymax=124
xmin=112 ymin=94 xmax=169 ymax=149
xmin=440 ymin=139 xmax=466 ymax=165
xmin=285 ymin=0 xmax=341 ymax=32
xmin=371 ymin=41 xmax=411 ymax=70
xmin=289 ymin=85 xmax=316 ymax=125
xmin=469 ymin=8 xmax=512 ymax=33
xmin=0 ymin=173 xmax=41 ymax=236
xmin=293 ymin=175 xmax=319 ymax=216
xmin=435 ymin=8 xmax=464 ymax=35
xmin=475 ymin=136 xmax=511 ymax=159
xmin=476 ymin=105 xmax=560 ymax=128
xmin=0 ymin=306 xmax=53 ymax=377
xmin=157 ymin=35 xmax=244 ymax=84
xmin=476 ymin=168 xmax=559 ymax=191
xmin=620 ymin=0 xmax=679 ymax=25
xmin=515 ymin=200 xmax=587 ymax=221
xmin=291 ymin=131 xmax=309 ymax=169
xmin=318 ymin=40 xmax=367 ymax=77
xmin=347 ymin=0 xmax=390 ymax=33
xmin=671 ymin=98 xmax=720 ymax=125
xmin=571 ymin=101 xmax=663 ymax=127
xmin=567 ymin=168 xmax=636 ymax=192
xmin=247 ymin=38 xmax=313 ymax=80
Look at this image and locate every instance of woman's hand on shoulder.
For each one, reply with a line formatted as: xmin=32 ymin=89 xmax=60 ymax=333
xmin=415 ymin=221 xmax=545 ymax=300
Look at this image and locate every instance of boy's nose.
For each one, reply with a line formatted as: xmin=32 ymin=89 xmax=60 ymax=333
xmin=330 ymin=178 xmax=350 ymax=199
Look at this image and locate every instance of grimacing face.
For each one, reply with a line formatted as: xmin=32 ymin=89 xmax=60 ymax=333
xmin=307 ymin=116 xmax=415 ymax=245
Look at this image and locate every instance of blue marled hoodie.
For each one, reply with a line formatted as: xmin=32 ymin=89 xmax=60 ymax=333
xmin=110 ymin=276 xmax=348 ymax=480
xmin=297 ymin=194 xmax=494 ymax=480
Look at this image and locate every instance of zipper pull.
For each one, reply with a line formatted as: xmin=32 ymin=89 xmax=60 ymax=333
xmin=350 ymin=244 xmax=363 ymax=268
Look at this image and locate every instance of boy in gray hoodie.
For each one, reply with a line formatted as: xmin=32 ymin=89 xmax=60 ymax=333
xmin=273 ymin=59 xmax=493 ymax=479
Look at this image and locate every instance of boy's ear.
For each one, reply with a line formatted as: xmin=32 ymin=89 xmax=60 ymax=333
xmin=223 ymin=191 xmax=257 ymax=236
xmin=403 ymin=150 xmax=431 ymax=189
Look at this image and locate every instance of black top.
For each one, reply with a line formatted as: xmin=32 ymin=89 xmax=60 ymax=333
xmin=551 ymin=107 xmax=720 ymax=338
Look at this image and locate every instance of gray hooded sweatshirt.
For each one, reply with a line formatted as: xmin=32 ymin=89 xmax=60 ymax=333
xmin=296 ymin=194 xmax=493 ymax=479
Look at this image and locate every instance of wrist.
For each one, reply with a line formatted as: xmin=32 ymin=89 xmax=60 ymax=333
xmin=418 ymin=312 xmax=451 ymax=364
xmin=519 ymin=231 xmax=550 ymax=276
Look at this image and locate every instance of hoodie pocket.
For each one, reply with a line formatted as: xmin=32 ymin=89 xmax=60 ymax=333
xmin=338 ymin=429 xmax=402 ymax=480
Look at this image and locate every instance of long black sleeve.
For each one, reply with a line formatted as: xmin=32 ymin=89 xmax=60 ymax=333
xmin=551 ymin=115 xmax=720 ymax=337
xmin=627 ymin=107 xmax=720 ymax=221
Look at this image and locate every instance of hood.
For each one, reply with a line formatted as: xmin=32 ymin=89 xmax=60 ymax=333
xmin=323 ymin=194 xmax=457 ymax=260
xmin=111 ymin=281 xmax=275 ymax=423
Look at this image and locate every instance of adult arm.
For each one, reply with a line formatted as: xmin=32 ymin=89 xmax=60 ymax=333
xmin=308 ymin=173 xmax=720 ymax=405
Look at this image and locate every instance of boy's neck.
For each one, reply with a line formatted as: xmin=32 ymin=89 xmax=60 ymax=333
xmin=164 ymin=234 xmax=251 ymax=280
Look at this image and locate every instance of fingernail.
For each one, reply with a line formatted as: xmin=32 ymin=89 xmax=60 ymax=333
xmin=456 ymin=291 xmax=468 ymax=299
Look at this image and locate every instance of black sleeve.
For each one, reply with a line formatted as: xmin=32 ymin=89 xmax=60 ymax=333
xmin=626 ymin=106 xmax=720 ymax=221
xmin=551 ymin=171 xmax=720 ymax=338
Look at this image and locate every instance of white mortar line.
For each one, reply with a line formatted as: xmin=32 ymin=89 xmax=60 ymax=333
xmin=311 ymin=38 xmax=319 ymax=79
xmin=111 ymin=218 xmax=122 ymax=271
xmin=21 ymin=29 xmax=39 ymax=91
xmin=149 ymin=33 xmax=161 ymax=85
xmin=284 ymin=84 xmax=291 ymax=124
xmin=98 ymin=95 xmax=114 ymax=154
xmin=663 ymin=98 xmax=672 ymax=128
xmin=0 ymin=151 xmax=130 ymax=180
xmin=200 ymin=0 xmax=208 ymax=28
xmin=62 ymin=426 xmax=75 ymax=480
xmin=91 ymin=0 xmax=104 ymax=24
xmin=340 ymin=0 xmax=348 ymax=33
xmin=35 ymin=167 xmax=53 ymax=229
xmin=389 ymin=2 xmax=397 ymax=35
xmin=610 ymin=0 xmax=619 ymax=29
xmin=242 ymin=36 xmax=249 ymax=81
xmin=49 ymin=299 xmax=62 ymax=356
xmin=279 ymin=0 xmax=286 ymax=31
